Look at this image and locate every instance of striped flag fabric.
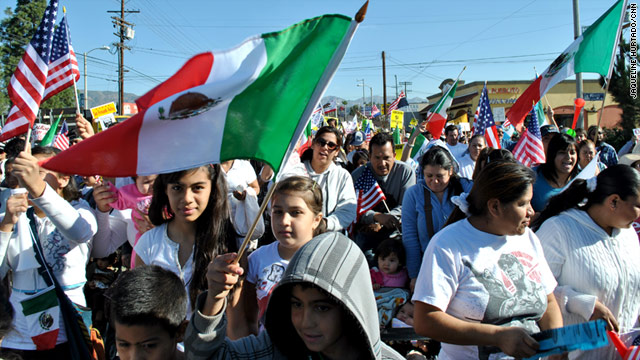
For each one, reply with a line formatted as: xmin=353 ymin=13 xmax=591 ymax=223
xmin=370 ymin=104 xmax=381 ymax=118
xmin=364 ymin=120 xmax=373 ymax=141
xmin=388 ymin=91 xmax=406 ymax=113
xmin=2 ymin=0 xmax=59 ymax=141
xmin=42 ymin=12 xmax=80 ymax=101
xmin=323 ymin=99 xmax=337 ymax=114
xmin=474 ymin=83 xmax=501 ymax=149
xmin=425 ymin=80 xmax=458 ymax=139
xmin=513 ymin=107 xmax=546 ymax=167
xmin=506 ymin=0 xmax=625 ymax=128
xmin=353 ymin=166 xmax=386 ymax=221
xmin=52 ymin=120 xmax=69 ymax=150
xmin=41 ymin=11 xmax=364 ymax=177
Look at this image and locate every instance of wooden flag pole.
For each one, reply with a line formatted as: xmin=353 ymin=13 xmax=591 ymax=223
xmin=233 ymin=182 xmax=276 ymax=264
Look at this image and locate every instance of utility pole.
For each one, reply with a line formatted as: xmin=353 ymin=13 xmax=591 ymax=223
xmin=394 ymin=75 xmax=398 ymax=98
xmin=108 ymin=1 xmax=139 ymax=115
xmin=572 ymin=0 xmax=584 ymax=129
xmin=357 ymin=79 xmax=365 ymax=115
xmin=382 ymin=51 xmax=387 ymax=116
xmin=399 ymin=81 xmax=412 ymax=96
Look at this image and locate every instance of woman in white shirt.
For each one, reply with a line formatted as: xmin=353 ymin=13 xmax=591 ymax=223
xmin=413 ymin=161 xmax=563 ymax=360
xmin=0 ymin=147 xmax=97 ymax=356
xmin=534 ymin=165 xmax=640 ymax=359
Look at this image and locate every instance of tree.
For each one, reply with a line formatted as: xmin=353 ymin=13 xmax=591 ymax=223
xmin=0 ymin=0 xmax=76 ymax=117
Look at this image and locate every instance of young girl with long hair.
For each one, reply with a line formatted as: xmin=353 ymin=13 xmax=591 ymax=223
xmin=134 ymin=165 xmax=237 ymax=315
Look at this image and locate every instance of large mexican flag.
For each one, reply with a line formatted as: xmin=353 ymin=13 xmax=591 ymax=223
xmin=506 ymin=0 xmax=626 ymax=128
xmin=41 ymin=11 xmax=364 ymax=176
xmin=425 ymin=80 xmax=458 ymax=139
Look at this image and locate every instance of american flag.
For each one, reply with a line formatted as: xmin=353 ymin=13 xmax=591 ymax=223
xmin=474 ymin=84 xmax=501 ymax=149
xmin=53 ymin=120 xmax=69 ymax=150
xmin=2 ymin=0 xmax=59 ymax=141
xmin=388 ymin=91 xmax=408 ymax=113
xmin=43 ymin=13 xmax=80 ymax=101
xmin=353 ymin=166 xmax=386 ymax=221
xmin=364 ymin=120 xmax=373 ymax=141
xmin=370 ymin=104 xmax=381 ymax=118
xmin=512 ymin=108 xmax=545 ymax=167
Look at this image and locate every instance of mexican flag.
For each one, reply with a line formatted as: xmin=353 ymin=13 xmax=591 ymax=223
xmin=20 ymin=286 xmax=60 ymax=350
xmin=507 ymin=0 xmax=626 ymax=128
xmin=41 ymin=10 xmax=365 ymax=176
xmin=425 ymin=80 xmax=458 ymax=139
xmin=40 ymin=112 xmax=63 ymax=146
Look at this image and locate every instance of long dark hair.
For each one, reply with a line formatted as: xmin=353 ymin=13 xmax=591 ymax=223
xmin=420 ymin=145 xmax=463 ymax=196
xmin=539 ymin=133 xmax=578 ymax=184
xmin=300 ymin=126 xmax=343 ymax=162
xmin=148 ymin=165 xmax=236 ymax=310
xmin=532 ymin=165 xmax=640 ymax=230
xmin=447 ymin=161 xmax=536 ymax=225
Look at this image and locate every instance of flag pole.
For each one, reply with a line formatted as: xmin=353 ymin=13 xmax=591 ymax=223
xmin=233 ymin=182 xmax=276 ymax=263
xmin=63 ymin=7 xmax=81 ymax=115
xmin=401 ymin=66 xmax=466 ymax=161
xmin=595 ymin=0 xmax=627 ymax=138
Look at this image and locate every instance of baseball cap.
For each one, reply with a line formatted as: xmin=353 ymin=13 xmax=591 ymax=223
xmin=351 ymin=131 xmax=365 ymax=146
xmin=540 ymin=125 xmax=559 ymax=137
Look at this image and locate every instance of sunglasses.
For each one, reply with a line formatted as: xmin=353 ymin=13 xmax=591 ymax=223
xmin=315 ymin=138 xmax=338 ymax=151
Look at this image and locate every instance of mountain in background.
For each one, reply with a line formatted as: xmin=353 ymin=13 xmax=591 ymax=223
xmin=83 ymin=91 xmax=426 ymax=111
xmin=83 ymin=90 xmax=139 ymax=109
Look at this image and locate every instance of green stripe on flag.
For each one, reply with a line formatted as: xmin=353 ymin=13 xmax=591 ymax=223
xmin=221 ymin=15 xmax=352 ymax=173
xmin=21 ymin=289 xmax=58 ymax=316
xmin=40 ymin=113 xmax=63 ymax=146
xmin=574 ymin=0 xmax=624 ymax=76
xmin=411 ymin=133 xmax=426 ymax=158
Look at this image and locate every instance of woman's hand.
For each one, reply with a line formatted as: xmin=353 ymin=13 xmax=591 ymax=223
xmin=75 ymin=113 xmax=95 ymax=140
xmin=11 ymin=151 xmax=46 ymax=198
xmin=93 ymin=182 xmax=117 ymax=213
xmin=374 ymin=213 xmax=400 ymax=229
xmin=203 ymin=253 xmax=244 ymax=316
xmin=0 ymin=192 xmax=28 ymax=232
xmin=590 ymin=299 xmax=619 ymax=332
xmin=232 ymin=190 xmax=247 ymax=201
xmin=495 ymin=327 xmax=539 ymax=359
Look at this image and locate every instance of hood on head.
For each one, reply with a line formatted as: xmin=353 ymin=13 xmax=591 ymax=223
xmin=264 ymin=231 xmax=382 ymax=359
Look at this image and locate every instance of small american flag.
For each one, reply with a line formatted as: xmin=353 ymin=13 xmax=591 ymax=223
xmin=474 ymin=83 xmax=501 ymax=149
xmin=513 ymin=108 xmax=545 ymax=167
xmin=370 ymin=104 xmax=381 ymax=118
xmin=43 ymin=12 xmax=80 ymax=100
xmin=388 ymin=91 xmax=407 ymax=113
xmin=2 ymin=0 xmax=59 ymax=141
xmin=364 ymin=121 xmax=373 ymax=142
xmin=353 ymin=166 xmax=386 ymax=220
xmin=53 ymin=120 xmax=69 ymax=150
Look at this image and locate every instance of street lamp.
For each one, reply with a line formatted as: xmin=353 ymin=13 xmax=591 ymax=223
xmin=357 ymin=82 xmax=373 ymax=117
xmin=83 ymin=46 xmax=110 ymax=111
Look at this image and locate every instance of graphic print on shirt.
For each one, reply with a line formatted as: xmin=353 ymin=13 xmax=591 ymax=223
xmin=42 ymin=228 xmax=70 ymax=272
xmin=257 ymin=263 xmax=286 ymax=320
xmin=136 ymin=197 xmax=152 ymax=214
xmin=463 ymin=252 xmax=547 ymax=360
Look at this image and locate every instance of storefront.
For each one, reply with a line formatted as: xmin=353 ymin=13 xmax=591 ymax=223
xmin=420 ymin=79 xmax=621 ymax=130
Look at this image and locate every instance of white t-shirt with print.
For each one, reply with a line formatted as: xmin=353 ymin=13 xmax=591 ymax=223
xmin=247 ymin=242 xmax=289 ymax=321
xmin=413 ymin=219 xmax=557 ymax=360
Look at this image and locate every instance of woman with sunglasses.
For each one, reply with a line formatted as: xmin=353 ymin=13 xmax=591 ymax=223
xmin=282 ymin=126 xmax=356 ymax=232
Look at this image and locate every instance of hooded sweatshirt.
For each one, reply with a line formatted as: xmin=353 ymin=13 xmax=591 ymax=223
xmin=184 ymin=232 xmax=404 ymax=360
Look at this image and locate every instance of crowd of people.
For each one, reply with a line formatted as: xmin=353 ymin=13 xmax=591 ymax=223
xmin=0 ymin=113 xmax=639 ymax=360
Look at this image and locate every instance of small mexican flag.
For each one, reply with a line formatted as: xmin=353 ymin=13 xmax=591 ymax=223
xmin=20 ymin=286 xmax=60 ymax=350
xmin=507 ymin=0 xmax=626 ymax=128
xmin=41 ymin=6 xmax=367 ymax=177
xmin=425 ymin=80 xmax=458 ymax=139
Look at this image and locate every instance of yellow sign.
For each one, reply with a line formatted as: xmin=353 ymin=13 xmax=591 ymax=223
xmin=90 ymin=102 xmax=117 ymax=119
xmin=390 ymin=110 xmax=404 ymax=129
xmin=395 ymin=144 xmax=404 ymax=160
xmin=451 ymin=113 xmax=468 ymax=124
xmin=410 ymin=118 xmax=418 ymax=126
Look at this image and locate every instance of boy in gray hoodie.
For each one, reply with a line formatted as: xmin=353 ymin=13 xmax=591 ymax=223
xmin=185 ymin=231 xmax=403 ymax=360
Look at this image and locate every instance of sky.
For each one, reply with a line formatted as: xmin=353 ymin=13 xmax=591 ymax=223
xmin=1 ymin=0 xmax=626 ymax=102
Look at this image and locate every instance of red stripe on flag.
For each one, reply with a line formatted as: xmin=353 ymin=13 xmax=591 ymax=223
xmin=136 ymin=52 xmax=214 ymax=111
xmin=506 ymin=76 xmax=542 ymax=130
xmin=11 ymin=68 xmax=43 ymax=115
xmin=485 ymin=126 xmax=501 ymax=149
xmin=40 ymin=112 xmax=144 ymax=176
